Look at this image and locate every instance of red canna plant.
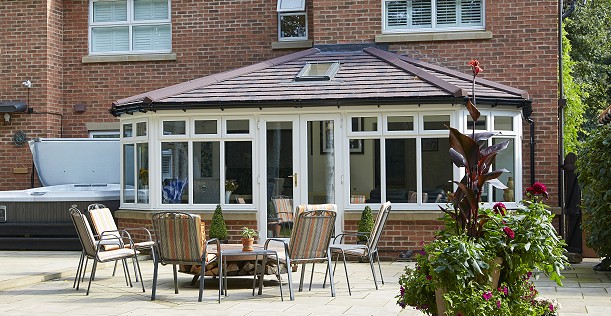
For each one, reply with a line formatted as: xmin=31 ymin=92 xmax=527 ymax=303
xmin=442 ymin=60 xmax=510 ymax=238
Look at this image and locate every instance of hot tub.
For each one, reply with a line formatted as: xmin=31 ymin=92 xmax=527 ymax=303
xmin=0 ymin=138 xmax=120 ymax=250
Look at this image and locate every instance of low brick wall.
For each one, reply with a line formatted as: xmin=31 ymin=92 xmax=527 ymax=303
xmin=117 ymin=209 xmax=446 ymax=261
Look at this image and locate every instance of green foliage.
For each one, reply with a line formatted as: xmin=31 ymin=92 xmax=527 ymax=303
xmin=209 ymin=204 xmax=228 ymax=240
xmin=576 ymin=124 xmax=611 ymax=258
xmin=357 ymin=205 xmax=374 ymax=242
xmin=240 ymin=226 xmax=257 ymax=238
xmin=565 ymin=1 xmax=611 ymax=133
xmin=562 ymin=26 xmax=586 ymax=153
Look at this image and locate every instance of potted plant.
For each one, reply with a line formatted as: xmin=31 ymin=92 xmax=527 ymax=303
xmin=210 ymin=204 xmax=228 ymax=243
xmin=357 ymin=205 xmax=374 ymax=244
xmin=240 ymin=226 xmax=257 ymax=251
xmin=395 ymin=60 xmax=567 ymax=316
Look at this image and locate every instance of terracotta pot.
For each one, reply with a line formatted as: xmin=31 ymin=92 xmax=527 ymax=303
xmin=241 ymin=237 xmax=254 ymax=251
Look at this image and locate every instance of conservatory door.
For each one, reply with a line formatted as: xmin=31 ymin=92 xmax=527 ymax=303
xmin=259 ymin=115 xmax=342 ymax=240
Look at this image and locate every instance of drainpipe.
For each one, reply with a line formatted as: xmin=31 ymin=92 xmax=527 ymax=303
xmin=522 ymin=103 xmax=535 ymax=186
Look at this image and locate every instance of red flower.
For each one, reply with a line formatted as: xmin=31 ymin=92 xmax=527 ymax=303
xmin=493 ymin=202 xmax=506 ymax=216
xmin=526 ymin=182 xmax=549 ymax=199
xmin=503 ymin=226 xmax=515 ymax=239
xmin=482 ymin=291 xmax=492 ymax=300
xmin=468 ymin=59 xmax=483 ymax=76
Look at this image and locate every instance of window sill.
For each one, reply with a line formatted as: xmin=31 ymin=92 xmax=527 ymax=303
xmin=82 ymin=52 xmax=177 ymax=64
xmin=272 ymin=40 xmax=313 ymax=50
xmin=375 ymin=30 xmax=492 ymax=43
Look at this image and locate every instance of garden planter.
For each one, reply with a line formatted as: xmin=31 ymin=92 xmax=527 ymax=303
xmin=241 ymin=237 xmax=254 ymax=251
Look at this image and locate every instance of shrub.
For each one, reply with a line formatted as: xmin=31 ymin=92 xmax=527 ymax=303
xmin=357 ymin=205 xmax=374 ymax=242
xmin=209 ymin=204 xmax=228 ymax=240
xmin=577 ymin=124 xmax=611 ymax=268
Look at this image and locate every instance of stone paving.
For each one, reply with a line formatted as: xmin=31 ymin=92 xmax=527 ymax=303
xmin=0 ymin=251 xmax=610 ymax=315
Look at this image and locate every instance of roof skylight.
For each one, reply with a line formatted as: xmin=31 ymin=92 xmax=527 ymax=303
xmin=295 ymin=62 xmax=340 ymax=81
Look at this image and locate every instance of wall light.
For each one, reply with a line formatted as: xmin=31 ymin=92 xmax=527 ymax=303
xmin=4 ymin=113 xmax=10 ymax=124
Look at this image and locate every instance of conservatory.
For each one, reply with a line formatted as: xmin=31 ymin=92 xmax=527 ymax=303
xmin=111 ymin=45 xmax=530 ymax=239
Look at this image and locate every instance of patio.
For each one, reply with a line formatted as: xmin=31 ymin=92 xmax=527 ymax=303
xmin=1 ymin=251 xmax=610 ymax=315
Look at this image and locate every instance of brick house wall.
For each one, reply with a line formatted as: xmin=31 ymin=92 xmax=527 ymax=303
xmin=1 ymin=1 xmax=560 ymax=256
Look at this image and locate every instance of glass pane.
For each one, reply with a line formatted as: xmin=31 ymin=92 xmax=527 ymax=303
xmin=385 ymin=139 xmax=416 ymax=203
xmin=279 ymin=14 xmax=307 ymax=39
xmin=494 ymin=116 xmax=514 ymax=131
xmin=161 ymin=142 xmax=188 ymax=204
xmin=193 ymin=141 xmax=220 ymax=204
xmin=350 ymin=139 xmax=380 ymax=204
xmin=386 ymin=1 xmax=408 ymax=29
xmin=266 ymin=121 xmax=294 ymax=238
xmin=411 ymin=0 xmax=432 ymax=27
xmin=136 ymin=143 xmax=149 ymax=203
xmin=136 ymin=122 xmax=147 ymax=136
xmin=493 ymin=138 xmax=515 ymax=202
xmin=163 ymin=121 xmax=186 ymax=135
xmin=436 ymin=0 xmax=457 ymax=26
xmin=309 ymin=120 xmax=335 ymax=203
xmin=133 ymin=25 xmax=171 ymax=51
xmin=194 ymin=120 xmax=217 ymax=134
xmin=423 ymin=115 xmax=450 ymax=130
xmin=467 ymin=115 xmax=487 ymax=130
xmin=422 ymin=137 xmax=451 ymax=203
xmin=91 ymin=27 xmax=129 ymax=52
xmin=225 ymin=141 xmax=253 ymax=204
xmin=352 ymin=117 xmax=377 ymax=132
xmin=123 ymin=144 xmax=135 ymax=203
xmin=387 ymin=116 xmax=414 ymax=131
xmin=122 ymin=123 xmax=133 ymax=137
xmin=93 ymin=0 xmax=127 ymax=22
xmin=227 ymin=120 xmax=249 ymax=134
xmin=134 ymin=0 xmax=169 ymax=20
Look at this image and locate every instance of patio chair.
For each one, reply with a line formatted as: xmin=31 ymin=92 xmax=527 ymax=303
xmin=265 ymin=204 xmax=337 ymax=300
xmin=324 ymin=201 xmax=391 ymax=295
xmin=151 ymin=212 xmax=220 ymax=302
xmin=69 ymin=205 xmax=144 ymax=295
xmin=86 ymin=203 xmax=155 ymax=281
xmin=271 ymin=196 xmax=294 ymax=237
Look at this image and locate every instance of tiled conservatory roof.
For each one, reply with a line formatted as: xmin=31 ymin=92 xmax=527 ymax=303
xmin=110 ymin=46 xmax=530 ymax=116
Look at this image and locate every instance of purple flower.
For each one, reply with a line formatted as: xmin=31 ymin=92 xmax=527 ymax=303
xmin=426 ymin=275 xmax=432 ymax=280
xmin=496 ymin=300 xmax=501 ymax=308
xmin=549 ymin=304 xmax=554 ymax=312
xmin=400 ymin=286 xmax=405 ymax=296
xmin=498 ymin=286 xmax=508 ymax=296
xmin=482 ymin=291 xmax=492 ymax=301
xmin=503 ymin=226 xmax=515 ymax=239
xmin=493 ymin=202 xmax=507 ymax=215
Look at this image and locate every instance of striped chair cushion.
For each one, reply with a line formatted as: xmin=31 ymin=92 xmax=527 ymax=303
xmin=288 ymin=209 xmax=336 ymax=263
xmin=154 ymin=212 xmax=203 ymax=263
xmin=89 ymin=207 xmax=122 ymax=250
xmin=367 ymin=201 xmax=392 ymax=249
xmin=70 ymin=211 xmax=98 ymax=257
xmin=273 ymin=197 xmax=294 ymax=223
xmin=294 ymin=204 xmax=337 ymax=229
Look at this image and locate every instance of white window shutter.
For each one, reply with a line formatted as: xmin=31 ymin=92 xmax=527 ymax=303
xmin=386 ymin=1 xmax=408 ymax=28
xmin=93 ymin=0 xmax=127 ymax=23
xmin=277 ymin=0 xmax=306 ymax=12
xmin=410 ymin=0 xmax=432 ymax=27
xmin=133 ymin=25 xmax=171 ymax=51
xmin=436 ymin=0 xmax=457 ymax=26
xmin=92 ymin=27 xmax=129 ymax=52
xmin=460 ymin=0 xmax=483 ymax=25
xmin=134 ymin=0 xmax=169 ymax=21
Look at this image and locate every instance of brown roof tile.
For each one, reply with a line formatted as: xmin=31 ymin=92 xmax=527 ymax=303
xmin=111 ymin=46 xmax=530 ymax=116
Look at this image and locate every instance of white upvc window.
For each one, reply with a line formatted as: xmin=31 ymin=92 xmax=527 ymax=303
xmin=89 ymin=0 xmax=172 ymax=55
xmin=277 ymin=0 xmax=307 ymax=41
xmin=383 ymin=0 xmax=484 ymax=33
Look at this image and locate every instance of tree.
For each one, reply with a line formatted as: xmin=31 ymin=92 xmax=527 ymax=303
xmin=562 ymin=27 xmax=586 ymax=153
xmin=209 ymin=204 xmax=228 ymax=241
xmin=565 ymin=0 xmax=611 ymax=134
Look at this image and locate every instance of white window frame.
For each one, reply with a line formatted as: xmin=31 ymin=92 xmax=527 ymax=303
xmin=277 ymin=0 xmax=308 ymax=41
xmin=382 ymin=0 xmax=485 ymax=34
xmin=89 ymin=0 xmax=172 ymax=55
xmin=89 ymin=130 xmax=120 ymax=138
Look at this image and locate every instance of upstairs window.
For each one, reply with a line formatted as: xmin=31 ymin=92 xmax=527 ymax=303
xmin=89 ymin=0 xmax=172 ymax=54
xmin=277 ymin=0 xmax=307 ymax=41
xmin=383 ymin=0 xmax=483 ymax=33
